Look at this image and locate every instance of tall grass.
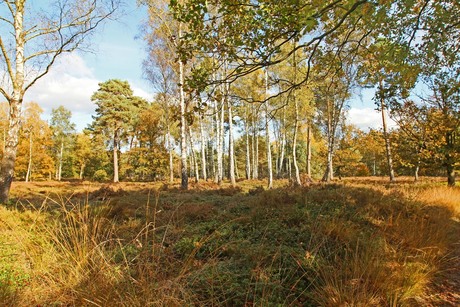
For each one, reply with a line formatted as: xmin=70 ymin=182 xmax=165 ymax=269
xmin=1 ymin=181 xmax=458 ymax=305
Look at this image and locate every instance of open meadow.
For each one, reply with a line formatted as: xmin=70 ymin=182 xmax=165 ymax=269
xmin=1 ymin=177 xmax=459 ymax=306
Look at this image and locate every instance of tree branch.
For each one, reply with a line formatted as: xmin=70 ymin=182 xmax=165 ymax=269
xmin=0 ymin=36 xmax=14 ymax=94
xmin=23 ymin=1 xmax=118 ymax=93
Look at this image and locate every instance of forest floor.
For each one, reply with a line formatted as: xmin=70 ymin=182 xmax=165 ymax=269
xmin=1 ymin=177 xmax=459 ymax=306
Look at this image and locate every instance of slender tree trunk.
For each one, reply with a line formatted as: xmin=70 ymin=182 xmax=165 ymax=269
xmin=273 ymin=117 xmax=280 ymax=177
xmin=252 ymin=104 xmax=259 ymax=179
xmin=193 ymin=145 xmax=199 ymax=183
xmin=213 ymin=102 xmax=218 ymax=183
xmin=373 ymin=154 xmax=376 ymax=176
xmin=200 ymin=117 xmax=207 ymax=181
xmin=278 ymin=106 xmax=286 ymax=178
xmin=306 ymin=123 xmax=312 ymax=178
xmin=0 ymin=105 xmax=23 ymax=203
xmin=188 ymin=154 xmax=192 ymax=178
xmin=113 ymin=133 xmax=119 ymax=183
xmin=234 ymin=150 xmax=240 ymax=179
xmin=379 ymin=80 xmax=395 ymax=182
xmin=194 ymin=151 xmax=199 ymax=183
xmin=215 ymin=99 xmax=223 ymax=184
xmin=167 ymin=129 xmax=174 ymax=183
xmin=445 ymin=132 xmax=456 ymax=187
xmin=210 ymin=139 xmax=216 ymax=181
xmin=188 ymin=127 xmax=199 ymax=183
xmin=322 ymin=101 xmax=334 ymax=182
xmin=0 ymin=6 xmax=25 ymax=203
xmin=251 ymin=132 xmax=256 ymax=179
xmin=414 ymin=148 xmax=421 ymax=182
xmin=291 ymin=42 xmax=301 ymax=185
xmin=275 ymin=136 xmax=279 ymax=176
xmin=288 ymin=156 xmax=292 ymax=179
xmin=25 ymin=132 xmax=32 ymax=183
xmin=179 ymin=52 xmax=188 ymax=189
xmin=265 ymin=69 xmax=273 ymax=189
xmin=324 ymin=147 xmax=334 ymax=182
xmin=446 ymin=163 xmax=455 ymax=187
xmin=293 ymin=97 xmax=301 ymax=186
xmin=222 ymin=135 xmax=227 ymax=179
xmin=219 ymin=95 xmax=225 ymax=183
xmin=79 ymin=163 xmax=85 ymax=180
xmin=227 ymin=90 xmax=236 ymax=186
xmin=57 ymin=141 xmax=64 ymax=181
xmin=245 ymin=106 xmax=251 ymax=180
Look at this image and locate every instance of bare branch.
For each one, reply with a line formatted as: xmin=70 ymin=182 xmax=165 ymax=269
xmin=23 ymin=1 xmax=118 ymax=93
xmin=0 ymin=86 xmax=10 ymax=101
xmin=0 ymin=15 xmax=14 ymax=26
xmin=408 ymin=0 xmax=430 ymax=47
xmin=0 ymin=36 xmax=14 ymax=87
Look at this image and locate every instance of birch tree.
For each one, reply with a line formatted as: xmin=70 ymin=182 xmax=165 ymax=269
xmin=264 ymin=68 xmax=273 ymax=189
xmin=227 ymin=86 xmax=236 ymax=186
xmin=143 ymin=37 xmax=177 ymax=183
xmin=0 ymin=0 xmax=119 ymax=203
xmin=146 ymin=1 xmax=189 ymax=189
xmin=199 ymin=115 xmax=207 ymax=181
xmin=314 ymin=67 xmax=351 ymax=182
xmin=50 ymin=106 xmax=75 ymax=181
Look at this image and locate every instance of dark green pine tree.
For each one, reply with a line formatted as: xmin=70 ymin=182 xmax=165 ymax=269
xmin=91 ymin=79 xmax=148 ymax=182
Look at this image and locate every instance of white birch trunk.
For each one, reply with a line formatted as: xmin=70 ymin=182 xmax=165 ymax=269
xmin=167 ymin=128 xmax=174 ymax=183
xmin=200 ymin=117 xmax=207 ymax=181
xmin=227 ymin=91 xmax=236 ymax=186
xmin=306 ymin=123 xmax=312 ymax=178
xmin=379 ymin=80 xmax=395 ymax=182
xmin=278 ymin=106 xmax=286 ymax=178
xmin=293 ymin=97 xmax=301 ymax=185
xmin=215 ymin=99 xmax=222 ymax=184
xmin=0 ymin=4 xmax=25 ymax=203
xmin=79 ymin=163 xmax=85 ymax=180
xmin=322 ymin=101 xmax=334 ymax=182
xmin=179 ymin=36 xmax=188 ymax=189
xmin=113 ymin=132 xmax=119 ymax=183
xmin=219 ymin=95 xmax=225 ymax=183
xmin=245 ymin=106 xmax=251 ymax=179
xmin=252 ymin=104 xmax=258 ymax=179
xmin=265 ymin=69 xmax=273 ymax=189
xmin=188 ymin=127 xmax=199 ymax=183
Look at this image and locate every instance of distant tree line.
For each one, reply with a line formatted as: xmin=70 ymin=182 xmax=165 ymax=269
xmin=1 ymin=0 xmax=459 ymax=204
xmin=0 ymin=78 xmax=453 ymax=184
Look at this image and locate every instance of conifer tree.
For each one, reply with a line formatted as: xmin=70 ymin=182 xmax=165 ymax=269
xmin=91 ymin=79 xmax=148 ymax=183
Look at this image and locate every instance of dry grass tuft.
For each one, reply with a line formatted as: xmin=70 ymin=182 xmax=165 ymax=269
xmin=1 ymin=179 xmax=459 ymax=305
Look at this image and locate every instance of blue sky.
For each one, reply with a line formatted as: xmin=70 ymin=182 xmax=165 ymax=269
xmin=83 ymin=3 xmax=149 ymax=86
xmin=22 ymin=2 xmax=387 ymax=132
xmin=25 ymin=2 xmax=153 ymax=131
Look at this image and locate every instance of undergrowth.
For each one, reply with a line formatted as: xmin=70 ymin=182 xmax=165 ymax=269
xmin=0 ymin=179 xmax=458 ymax=306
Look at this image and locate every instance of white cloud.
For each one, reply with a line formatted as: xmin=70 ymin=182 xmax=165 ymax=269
xmin=132 ymin=85 xmax=153 ymax=101
xmin=347 ymin=107 xmax=397 ymax=131
xmin=24 ymin=53 xmax=99 ymax=130
xmin=22 ymin=53 xmax=153 ymax=131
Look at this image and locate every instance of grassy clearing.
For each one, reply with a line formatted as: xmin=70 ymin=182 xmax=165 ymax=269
xmin=1 ymin=178 xmax=459 ymax=306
